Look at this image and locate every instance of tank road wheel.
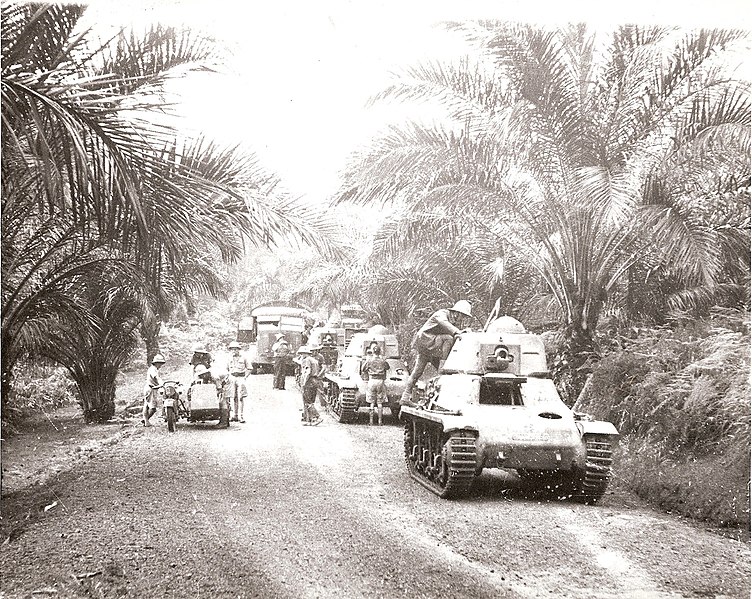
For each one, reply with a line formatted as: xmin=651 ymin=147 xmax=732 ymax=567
xmin=403 ymin=417 xmax=477 ymax=499
xmin=573 ymin=434 xmax=614 ymax=504
xmin=330 ymin=385 xmax=357 ymax=423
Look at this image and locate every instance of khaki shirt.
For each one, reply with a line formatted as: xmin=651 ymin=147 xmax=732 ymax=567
xmin=416 ymin=308 xmax=461 ymax=351
xmin=229 ymin=354 xmax=250 ymax=376
xmin=362 ymin=355 xmax=389 ymax=379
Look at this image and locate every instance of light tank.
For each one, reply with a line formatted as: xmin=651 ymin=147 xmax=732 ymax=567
xmin=401 ymin=316 xmax=618 ymax=503
xmin=323 ymin=325 xmax=409 ymax=423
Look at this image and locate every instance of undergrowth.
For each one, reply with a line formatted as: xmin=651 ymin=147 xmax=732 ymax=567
xmin=578 ymin=308 xmax=751 ymax=531
xmin=1 ymin=365 xmax=78 ymax=433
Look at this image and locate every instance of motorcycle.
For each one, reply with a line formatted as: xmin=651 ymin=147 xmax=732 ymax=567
xmin=160 ymin=380 xmax=187 ymax=433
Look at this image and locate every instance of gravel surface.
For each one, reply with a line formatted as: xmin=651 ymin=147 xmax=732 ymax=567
xmin=1 ymin=373 xmax=749 ymax=599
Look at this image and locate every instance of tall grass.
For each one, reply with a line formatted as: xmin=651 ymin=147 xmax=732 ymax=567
xmin=578 ymin=309 xmax=750 ymax=531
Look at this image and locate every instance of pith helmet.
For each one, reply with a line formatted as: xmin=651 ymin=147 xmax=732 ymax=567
xmin=297 ymin=345 xmax=311 ymax=355
xmin=449 ymin=300 xmax=472 ymax=317
xmin=308 ymin=343 xmax=322 ymax=351
xmin=228 ymin=341 xmax=242 ymax=350
xmin=194 ymin=364 xmax=209 ymax=376
xmin=152 ymin=353 xmax=166 ymax=364
xmin=275 ymin=333 xmax=285 ymax=340
xmin=192 ymin=343 xmax=208 ymax=353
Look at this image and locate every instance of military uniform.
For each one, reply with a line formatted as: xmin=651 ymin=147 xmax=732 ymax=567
xmin=362 ymin=351 xmax=390 ymax=425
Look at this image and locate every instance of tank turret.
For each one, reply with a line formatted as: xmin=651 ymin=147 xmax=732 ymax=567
xmin=401 ymin=317 xmax=618 ymax=502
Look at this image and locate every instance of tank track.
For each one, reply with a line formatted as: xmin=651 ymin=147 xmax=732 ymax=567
xmin=403 ymin=417 xmax=477 ymax=499
xmin=329 ymin=383 xmax=357 ymax=423
xmin=576 ymin=434 xmax=614 ymax=504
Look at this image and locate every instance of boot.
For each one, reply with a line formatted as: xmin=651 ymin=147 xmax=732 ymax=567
xmin=400 ymin=389 xmax=417 ymax=408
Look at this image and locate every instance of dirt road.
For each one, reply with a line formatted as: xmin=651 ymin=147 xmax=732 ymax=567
xmin=1 ymin=374 xmax=749 ymax=598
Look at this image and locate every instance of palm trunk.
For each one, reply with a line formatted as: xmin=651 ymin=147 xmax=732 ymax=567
xmin=76 ymin=360 xmax=118 ymax=423
xmin=141 ymin=316 xmax=162 ymax=366
xmin=557 ymin=291 xmax=603 ymax=405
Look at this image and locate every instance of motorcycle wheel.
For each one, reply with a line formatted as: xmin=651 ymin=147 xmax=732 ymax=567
xmin=166 ymin=406 xmax=176 ymax=433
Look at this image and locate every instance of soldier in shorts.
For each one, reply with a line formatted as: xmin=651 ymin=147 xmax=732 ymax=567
xmin=227 ymin=341 xmax=250 ymax=422
xmin=142 ymin=353 xmax=166 ymax=426
xmin=362 ymin=343 xmax=390 ymax=425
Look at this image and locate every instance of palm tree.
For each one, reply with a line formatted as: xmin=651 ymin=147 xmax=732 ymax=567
xmin=1 ymin=4 xmax=341 ymax=421
xmin=338 ymin=23 xmax=750 ymax=400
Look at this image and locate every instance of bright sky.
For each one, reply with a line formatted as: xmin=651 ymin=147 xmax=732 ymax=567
xmin=85 ymin=0 xmax=751 ymax=203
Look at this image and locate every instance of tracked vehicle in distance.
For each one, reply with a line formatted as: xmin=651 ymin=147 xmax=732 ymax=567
xmin=323 ymin=325 xmax=409 ymax=423
xmin=401 ymin=315 xmax=618 ymax=502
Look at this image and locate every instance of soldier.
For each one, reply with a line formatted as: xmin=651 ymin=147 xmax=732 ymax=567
xmin=271 ymin=333 xmax=290 ymax=390
xmin=142 ymin=353 xmax=165 ymax=426
xmin=309 ymin=343 xmax=329 ymax=409
xmin=227 ymin=340 xmax=250 ymax=422
xmin=400 ymin=300 xmax=472 ymax=407
xmin=189 ymin=344 xmax=212 ymax=372
xmin=299 ymin=345 xmax=323 ymax=426
xmin=362 ymin=344 xmax=390 ymax=425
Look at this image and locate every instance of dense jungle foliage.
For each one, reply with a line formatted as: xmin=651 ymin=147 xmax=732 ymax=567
xmin=2 ymin=6 xmax=749 ymax=530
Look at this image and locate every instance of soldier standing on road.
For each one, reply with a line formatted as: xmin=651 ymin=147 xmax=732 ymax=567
xmin=228 ymin=341 xmax=250 ymax=423
xmin=299 ymin=346 xmax=323 ymax=426
xmin=362 ymin=344 xmax=390 ymax=425
xmin=400 ymin=300 xmax=472 ymax=407
xmin=309 ymin=343 xmax=329 ymax=409
xmin=271 ymin=333 xmax=290 ymax=390
xmin=142 ymin=353 xmax=166 ymax=426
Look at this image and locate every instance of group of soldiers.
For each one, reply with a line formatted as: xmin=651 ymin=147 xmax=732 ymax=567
xmin=141 ymin=339 xmax=251 ymax=428
xmin=142 ymin=299 xmax=474 ymax=429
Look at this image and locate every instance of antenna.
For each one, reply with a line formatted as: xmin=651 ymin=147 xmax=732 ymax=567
xmin=483 ymin=298 xmax=502 ymax=332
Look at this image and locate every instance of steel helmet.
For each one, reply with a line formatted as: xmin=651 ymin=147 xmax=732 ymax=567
xmin=228 ymin=341 xmax=242 ymax=349
xmin=152 ymin=353 xmax=166 ymax=364
xmin=194 ymin=364 xmax=209 ymax=376
xmin=449 ymin=300 xmax=472 ymax=318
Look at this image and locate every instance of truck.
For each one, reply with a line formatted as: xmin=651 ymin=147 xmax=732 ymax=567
xmin=238 ymin=302 xmax=308 ymax=374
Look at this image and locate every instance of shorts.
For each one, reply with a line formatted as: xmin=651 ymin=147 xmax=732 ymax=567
xmin=366 ymin=379 xmax=387 ymax=406
xmin=229 ymin=374 xmax=248 ymax=401
xmin=143 ymin=387 xmax=161 ymax=410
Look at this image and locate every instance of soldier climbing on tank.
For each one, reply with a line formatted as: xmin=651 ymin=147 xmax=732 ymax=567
xmin=361 ymin=344 xmax=390 ymax=425
xmin=400 ymin=300 xmax=473 ymax=407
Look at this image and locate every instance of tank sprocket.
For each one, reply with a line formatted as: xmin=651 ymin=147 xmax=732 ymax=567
xmin=403 ymin=416 xmax=477 ymax=499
